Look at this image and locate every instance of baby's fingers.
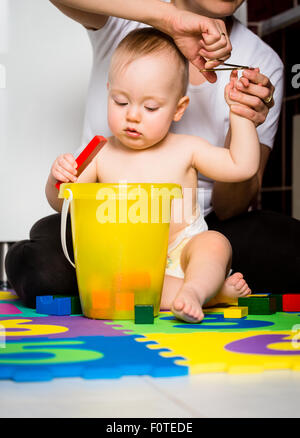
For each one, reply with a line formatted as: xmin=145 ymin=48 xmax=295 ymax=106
xmin=53 ymin=163 xmax=77 ymax=183
xmin=53 ymin=154 xmax=78 ymax=182
xmin=59 ymin=154 xmax=77 ymax=171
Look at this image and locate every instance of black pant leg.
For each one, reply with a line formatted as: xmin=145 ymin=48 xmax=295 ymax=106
xmin=5 ymin=213 xmax=78 ymax=308
xmin=206 ymin=210 xmax=300 ymax=294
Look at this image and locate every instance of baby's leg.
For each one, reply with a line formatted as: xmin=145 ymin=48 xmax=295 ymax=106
xmin=170 ymin=230 xmax=232 ymax=323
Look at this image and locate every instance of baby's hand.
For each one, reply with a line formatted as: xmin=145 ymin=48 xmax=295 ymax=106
xmin=225 ymin=70 xmax=241 ymax=107
xmin=51 ymin=153 xmax=78 ymax=183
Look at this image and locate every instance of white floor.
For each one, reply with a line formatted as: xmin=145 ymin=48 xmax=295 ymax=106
xmin=1 ymin=371 xmax=300 ymax=418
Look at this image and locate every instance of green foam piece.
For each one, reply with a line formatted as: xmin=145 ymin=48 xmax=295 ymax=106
xmin=106 ymin=310 xmax=300 ymax=335
xmin=134 ymin=305 xmax=154 ymax=324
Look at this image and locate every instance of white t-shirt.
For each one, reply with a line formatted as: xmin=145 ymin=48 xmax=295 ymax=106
xmin=79 ymin=15 xmax=284 ymax=216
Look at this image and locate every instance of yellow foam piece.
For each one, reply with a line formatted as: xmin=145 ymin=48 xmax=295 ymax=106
xmin=0 ymin=319 xmax=68 ymax=337
xmin=224 ymin=306 xmax=248 ymax=319
xmin=141 ymin=331 xmax=300 ymax=374
xmin=0 ymin=291 xmax=18 ymax=301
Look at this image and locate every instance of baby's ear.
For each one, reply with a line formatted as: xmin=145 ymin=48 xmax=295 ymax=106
xmin=173 ymin=96 xmax=190 ymax=122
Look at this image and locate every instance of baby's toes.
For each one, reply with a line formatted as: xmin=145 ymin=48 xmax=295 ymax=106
xmin=227 ymin=272 xmax=243 ymax=286
xmin=183 ymin=301 xmax=193 ymax=315
xmin=240 ymin=287 xmax=251 ymax=297
xmin=235 ymin=278 xmax=246 ymax=291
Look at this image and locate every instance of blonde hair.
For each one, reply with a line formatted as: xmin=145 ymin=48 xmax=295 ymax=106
xmin=109 ymin=27 xmax=189 ymax=97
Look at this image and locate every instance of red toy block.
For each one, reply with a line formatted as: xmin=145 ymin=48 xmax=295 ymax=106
xmin=55 ymin=135 xmax=107 ymax=189
xmin=282 ymin=294 xmax=300 ymax=312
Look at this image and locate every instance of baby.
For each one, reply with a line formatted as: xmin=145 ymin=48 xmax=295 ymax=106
xmin=46 ymin=27 xmax=260 ymax=323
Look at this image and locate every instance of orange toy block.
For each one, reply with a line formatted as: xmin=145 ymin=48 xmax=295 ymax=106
xmin=113 ymin=272 xmax=151 ymax=291
xmin=91 ymin=290 xmax=111 ymax=310
xmin=115 ymin=292 xmax=135 ymax=311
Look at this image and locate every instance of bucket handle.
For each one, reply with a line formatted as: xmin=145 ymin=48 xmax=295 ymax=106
xmin=60 ymin=188 xmax=76 ymax=268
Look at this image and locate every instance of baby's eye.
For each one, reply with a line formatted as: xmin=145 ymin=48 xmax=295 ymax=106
xmin=145 ymin=106 xmax=159 ymax=112
xmin=114 ymin=99 xmax=128 ymax=106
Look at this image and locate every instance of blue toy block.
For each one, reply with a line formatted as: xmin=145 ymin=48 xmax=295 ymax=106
xmin=36 ymin=295 xmax=71 ymax=316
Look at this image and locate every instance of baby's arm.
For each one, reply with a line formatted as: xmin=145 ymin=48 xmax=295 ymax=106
xmin=45 ymin=153 xmax=97 ymax=212
xmin=190 ymin=71 xmax=260 ymax=182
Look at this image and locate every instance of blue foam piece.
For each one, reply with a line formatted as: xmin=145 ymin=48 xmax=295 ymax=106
xmin=0 ymin=336 xmax=188 ymax=382
xmin=161 ymin=313 xmax=274 ymax=330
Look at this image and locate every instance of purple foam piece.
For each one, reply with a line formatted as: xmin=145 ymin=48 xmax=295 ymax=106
xmin=225 ymin=333 xmax=300 ymax=356
xmin=0 ymin=315 xmax=129 ymax=340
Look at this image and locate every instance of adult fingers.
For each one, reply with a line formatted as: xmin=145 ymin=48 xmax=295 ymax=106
xmin=235 ymin=78 xmax=275 ymax=109
xmin=201 ymin=18 xmax=232 ymax=63
xmin=230 ymin=102 xmax=267 ymax=126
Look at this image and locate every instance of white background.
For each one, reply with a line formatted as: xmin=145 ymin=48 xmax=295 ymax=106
xmin=0 ymin=0 xmax=92 ymax=241
xmin=0 ymin=0 xmax=247 ymax=242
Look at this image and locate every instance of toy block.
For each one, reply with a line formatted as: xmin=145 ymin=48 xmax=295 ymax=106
xmin=92 ymin=290 xmax=111 ymax=310
xmin=36 ymin=296 xmax=56 ymax=315
xmin=238 ymin=294 xmax=277 ymax=315
xmin=114 ymin=272 xmax=151 ymax=291
xmin=134 ymin=305 xmax=154 ymax=324
xmin=36 ymin=295 xmax=71 ymax=315
xmin=115 ymin=292 xmax=134 ymax=311
xmin=223 ymin=306 xmax=248 ymax=319
xmin=53 ymin=295 xmax=82 ymax=314
xmin=55 ymin=135 xmax=107 ymax=189
xmin=274 ymin=294 xmax=283 ymax=312
xmin=282 ymin=294 xmax=300 ymax=312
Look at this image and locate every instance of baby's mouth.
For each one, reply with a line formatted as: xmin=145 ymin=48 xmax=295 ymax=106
xmin=125 ymin=127 xmax=142 ymax=138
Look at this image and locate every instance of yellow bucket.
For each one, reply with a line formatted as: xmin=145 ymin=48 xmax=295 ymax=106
xmin=59 ymin=183 xmax=182 ymax=320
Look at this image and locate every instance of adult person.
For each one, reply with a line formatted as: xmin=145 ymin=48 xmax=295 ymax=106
xmin=6 ymin=0 xmax=290 ymax=309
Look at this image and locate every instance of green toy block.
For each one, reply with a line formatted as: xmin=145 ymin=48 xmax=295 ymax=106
xmin=274 ymin=294 xmax=283 ymax=312
xmin=134 ymin=305 xmax=154 ymax=324
xmin=238 ymin=295 xmax=277 ymax=315
xmin=54 ymin=295 xmax=82 ymax=314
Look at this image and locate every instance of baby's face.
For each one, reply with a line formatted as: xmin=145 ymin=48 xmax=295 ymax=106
xmin=107 ymin=54 xmax=183 ymax=150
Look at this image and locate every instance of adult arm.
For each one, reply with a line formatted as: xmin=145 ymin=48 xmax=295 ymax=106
xmin=49 ymin=0 xmax=232 ymax=82
xmin=212 ymin=136 xmax=271 ymax=220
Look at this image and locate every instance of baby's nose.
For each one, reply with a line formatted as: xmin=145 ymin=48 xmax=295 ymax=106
xmin=126 ymin=105 xmax=141 ymax=122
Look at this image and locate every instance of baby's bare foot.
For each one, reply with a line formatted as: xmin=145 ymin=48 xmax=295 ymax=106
xmin=171 ymin=284 xmax=205 ymax=323
xmin=205 ymin=272 xmax=251 ymax=307
xmin=220 ymin=272 xmax=251 ymax=299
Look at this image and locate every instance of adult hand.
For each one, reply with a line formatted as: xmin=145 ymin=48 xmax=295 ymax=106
xmin=228 ymin=68 xmax=275 ymax=126
xmin=166 ymin=9 xmax=232 ymax=83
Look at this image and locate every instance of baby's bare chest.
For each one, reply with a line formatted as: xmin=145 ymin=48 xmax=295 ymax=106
xmin=97 ymin=145 xmax=194 ymax=186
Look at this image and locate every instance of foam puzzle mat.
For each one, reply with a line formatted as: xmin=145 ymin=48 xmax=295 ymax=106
xmin=1 ymin=289 xmax=300 ymax=381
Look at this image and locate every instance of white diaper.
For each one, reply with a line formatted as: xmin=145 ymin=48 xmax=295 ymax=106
xmin=165 ymin=209 xmax=208 ymax=279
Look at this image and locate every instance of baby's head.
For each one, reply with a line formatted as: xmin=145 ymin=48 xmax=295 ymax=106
xmin=107 ymin=27 xmax=189 ymax=149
